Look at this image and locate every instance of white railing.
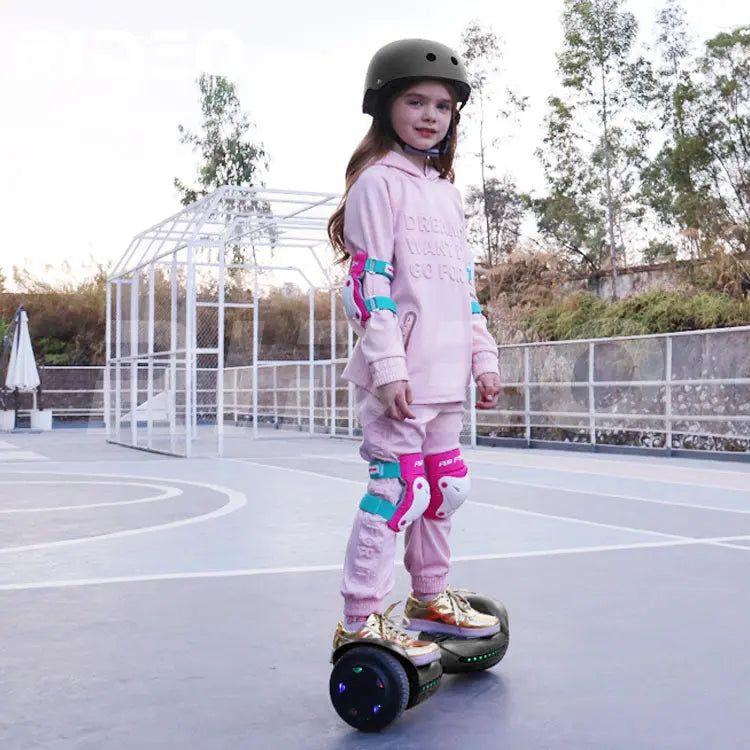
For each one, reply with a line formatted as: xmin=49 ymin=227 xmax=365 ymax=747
xmin=23 ymin=324 xmax=750 ymax=457
xmin=485 ymin=325 xmax=750 ymax=455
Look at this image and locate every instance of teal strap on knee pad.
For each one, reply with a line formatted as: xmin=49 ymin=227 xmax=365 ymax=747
xmin=471 ymin=300 xmax=482 ymax=314
xmin=368 ymin=461 xmax=401 ymax=479
xmin=360 ymin=493 xmax=396 ymax=521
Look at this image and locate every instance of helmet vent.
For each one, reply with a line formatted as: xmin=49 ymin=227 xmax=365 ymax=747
xmin=426 ymin=52 xmax=437 ymax=62
xmin=451 ymin=56 xmax=458 ymax=65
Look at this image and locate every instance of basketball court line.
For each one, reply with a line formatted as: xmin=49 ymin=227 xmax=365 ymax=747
xmin=1 ymin=532 xmax=749 ymax=593
xmin=0 ymin=471 xmax=246 ymax=554
xmin=0 ymin=481 xmax=182 ymax=513
xmin=297 ymin=453 xmax=750 ymax=514
xmin=226 ymin=457 xmax=750 ymax=533
xmin=0 ymin=450 xmax=48 ymax=461
xmin=219 ymin=458 xmax=750 ymax=555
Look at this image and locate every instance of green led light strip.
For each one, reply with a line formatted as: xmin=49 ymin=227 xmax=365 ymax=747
xmin=420 ymin=678 xmax=441 ymax=692
xmin=459 ymin=648 xmax=502 ymax=663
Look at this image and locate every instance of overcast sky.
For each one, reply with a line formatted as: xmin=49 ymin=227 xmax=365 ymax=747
xmin=0 ymin=0 xmax=745 ymax=290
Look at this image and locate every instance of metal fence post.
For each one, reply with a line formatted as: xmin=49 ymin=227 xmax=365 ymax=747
xmin=296 ymin=364 xmax=302 ymax=429
xmin=273 ymin=364 xmax=279 ymax=428
xmin=589 ymin=341 xmax=596 ymax=447
xmin=666 ymin=335 xmax=673 ymax=452
xmin=523 ymin=348 xmax=531 ymax=446
xmin=469 ymin=378 xmax=477 ymax=448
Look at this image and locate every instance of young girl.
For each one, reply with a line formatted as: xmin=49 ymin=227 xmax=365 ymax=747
xmin=327 ymin=38 xmax=502 ymax=665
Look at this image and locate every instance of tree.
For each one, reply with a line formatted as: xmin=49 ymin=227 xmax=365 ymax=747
xmin=531 ymin=0 xmax=656 ymax=297
xmin=175 ymin=74 xmax=272 ymax=266
xmin=175 ymin=74 xmax=268 ymax=204
xmin=526 ymin=97 xmax=606 ymax=273
xmin=460 ymin=21 xmax=527 ymax=298
xmin=466 ymin=176 xmax=523 ymax=266
xmin=684 ymin=27 xmax=750 ymax=253
xmin=639 ymin=0 xmax=698 ymax=257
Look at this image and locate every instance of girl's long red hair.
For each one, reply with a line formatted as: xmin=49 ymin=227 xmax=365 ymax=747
xmin=327 ymin=82 xmax=460 ymax=265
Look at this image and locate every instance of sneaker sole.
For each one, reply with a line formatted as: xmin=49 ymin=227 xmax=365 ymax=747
xmin=333 ymin=637 xmax=442 ymax=667
xmin=403 ymin=617 xmax=500 ymax=638
xmin=409 ymin=648 xmax=443 ymax=667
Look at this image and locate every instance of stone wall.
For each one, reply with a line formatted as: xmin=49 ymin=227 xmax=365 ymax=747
xmin=562 ymin=261 xmax=688 ymax=298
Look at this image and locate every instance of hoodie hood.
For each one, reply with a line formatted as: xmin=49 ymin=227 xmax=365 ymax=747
xmin=376 ymin=149 xmax=441 ymax=181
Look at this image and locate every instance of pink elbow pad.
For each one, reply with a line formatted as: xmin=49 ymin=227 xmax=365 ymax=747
xmin=342 ymin=252 xmax=396 ymax=326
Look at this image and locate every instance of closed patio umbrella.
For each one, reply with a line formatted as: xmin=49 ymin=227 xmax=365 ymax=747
xmin=5 ymin=306 xmax=41 ymax=407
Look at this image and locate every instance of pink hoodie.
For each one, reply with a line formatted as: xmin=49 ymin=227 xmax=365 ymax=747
xmin=341 ymin=149 xmax=499 ymax=404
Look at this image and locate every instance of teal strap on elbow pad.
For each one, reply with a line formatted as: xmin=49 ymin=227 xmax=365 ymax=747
xmin=359 ymin=493 xmax=396 ymax=521
xmin=364 ymin=258 xmax=395 ymax=281
xmin=471 ymin=300 xmax=482 ymax=314
xmin=467 ymin=266 xmax=474 ymax=282
xmin=365 ymin=296 xmax=397 ymax=315
xmin=368 ymin=461 xmax=401 ymax=479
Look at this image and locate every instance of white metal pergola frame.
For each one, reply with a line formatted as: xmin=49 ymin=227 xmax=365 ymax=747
xmin=106 ymin=185 xmax=345 ymax=456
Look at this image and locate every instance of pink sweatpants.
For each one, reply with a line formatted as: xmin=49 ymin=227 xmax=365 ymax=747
xmin=341 ymin=387 xmax=465 ymax=617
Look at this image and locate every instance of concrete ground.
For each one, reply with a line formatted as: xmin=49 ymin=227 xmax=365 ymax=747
xmin=1 ymin=428 xmax=749 ymax=749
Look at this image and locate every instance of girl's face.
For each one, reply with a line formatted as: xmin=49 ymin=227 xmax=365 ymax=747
xmin=390 ymin=80 xmax=455 ymax=153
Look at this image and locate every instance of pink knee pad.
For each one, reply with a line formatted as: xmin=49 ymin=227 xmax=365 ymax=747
xmin=362 ymin=453 xmax=430 ymax=532
xmin=424 ymin=448 xmax=470 ymax=520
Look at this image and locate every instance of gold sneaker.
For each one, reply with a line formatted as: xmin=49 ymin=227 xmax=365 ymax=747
xmin=333 ymin=603 xmax=441 ymax=667
xmin=402 ymin=587 xmax=500 ymax=638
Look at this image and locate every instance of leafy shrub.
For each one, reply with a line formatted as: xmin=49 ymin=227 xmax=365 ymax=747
xmin=526 ymin=289 xmax=750 ymax=341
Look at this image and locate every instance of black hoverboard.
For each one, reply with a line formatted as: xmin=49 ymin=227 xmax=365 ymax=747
xmin=329 ymin=594 xmax=509 ymax=732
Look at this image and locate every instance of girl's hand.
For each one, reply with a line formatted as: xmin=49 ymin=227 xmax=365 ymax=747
xmin=476 ymin=372 xmax=500 ymax=410
xmin=376 ymin=381 xmax=416 ymax=421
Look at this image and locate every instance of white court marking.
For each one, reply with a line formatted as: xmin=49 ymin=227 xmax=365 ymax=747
xmin=465 ymin=452 xmax=750 ymax=489
xmin=0 ymin=472 xmax=246 ymax=555
xmin=225 ymin=458 xmax=750 ymax=552
xmin=0 ymin=450 xmax=47 ymax=462
xmin=299 ymin=453 xmax=750 ymax=515
xmin=1 ymin=532 xmax=749 ymax=593
xmin=0 ymin=481 xmax=182 ymax=513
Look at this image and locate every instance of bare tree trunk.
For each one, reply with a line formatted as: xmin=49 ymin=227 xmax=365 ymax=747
xmin=601 ymin=68 xmax=619 ymax=299
xmin=478 ymin=90 xmax=495 ymax=300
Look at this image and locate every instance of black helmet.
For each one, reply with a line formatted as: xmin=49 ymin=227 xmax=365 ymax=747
xmin=362 ymin=39 xmax=471 ymax=117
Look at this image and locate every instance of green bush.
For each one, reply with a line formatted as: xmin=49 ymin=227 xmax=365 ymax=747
xmin=526 ymin=289 xmax=750 ymax=341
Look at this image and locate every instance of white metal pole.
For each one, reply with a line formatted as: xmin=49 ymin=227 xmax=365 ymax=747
xmin=296 ymin=363 xmax=302 ymax=429
xmin=170 ymin=254 xmax=178 ymax=449
xmin=309 ymin=288 xmax=315 ymax=435
xmin=115 ymin=281 xmax=122 ymax=443
xmin=470 ymin=378 xmax=477 ymax=448
xmin=666 ymin=336 xmax=673 ymax=452
xmin=104 ymin=281 xmax=112 ymax=439
xmin=588 ymin=342 xmax=596 ymax=447
xmin=218 ymin=240 xmax=226 ymax=456
xmin=273 ymin=364 xmax=278 ymax=427
xmin=322 ymin=361 xmax=328 ymax=428
xmin=330 ymin=288 xmax=336 ymax=435
xmin=523 ymin=347 xmax=531 ymax=445
xmin=347 ymin=324 xmax=354 ymax=437
xmin=147 ymin=263 xmax=155 ymax=449
xmin=130 ymin=273 xmax=139 ymax=447
xmin=185 ymin=245 xmax=194 ymax=457
xmin=252 ymin=265 xmax=259 ymax=440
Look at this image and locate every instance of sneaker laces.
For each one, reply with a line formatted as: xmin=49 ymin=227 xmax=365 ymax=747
xmin=442 ymin=586 xmax=474 ymax=626
xmin=370 ymin=603 xmax=415 ymax=646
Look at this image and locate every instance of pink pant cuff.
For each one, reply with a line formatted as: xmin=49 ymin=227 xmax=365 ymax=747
xmin=411 ymin=575 xmax=447 ymax=596
xmin=343 ymin=597 xmax=383 ymax=618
